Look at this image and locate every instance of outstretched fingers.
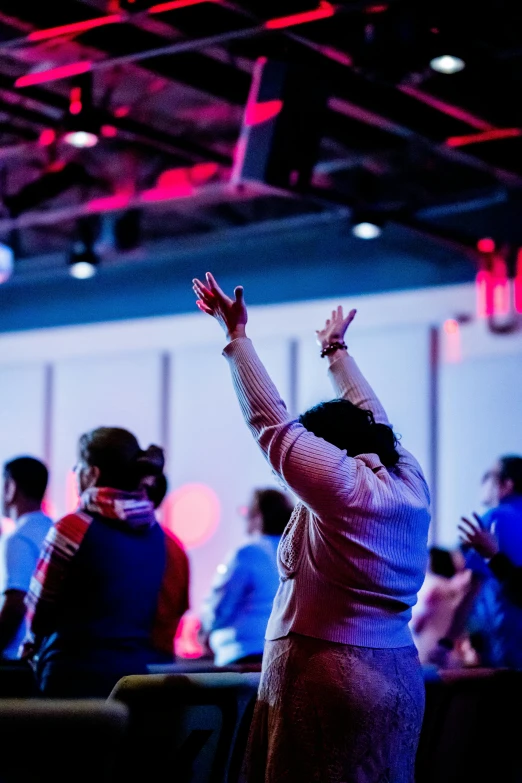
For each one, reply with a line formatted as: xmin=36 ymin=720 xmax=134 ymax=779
xmin=196 ymin=300 xmax=214 ymax=315
xmin=459 ymin=516 xmax=479 ymax=533
xmin=206 ymin=272 xmax=228 ymax=300
xmin=343 ymin=308 xmax=357 ymax=330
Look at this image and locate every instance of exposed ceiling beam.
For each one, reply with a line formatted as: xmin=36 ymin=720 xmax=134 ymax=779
xmin=0 ymin=75 xmax=230 ymax=164
xmin=0 ymin=179 xmax=298 ymax=233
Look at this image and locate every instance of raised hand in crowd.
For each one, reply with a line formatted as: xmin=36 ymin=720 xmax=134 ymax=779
xmin=458 ymin=512 xmax=499 ymax=560
xmin=192 ymin=272 xmax=247 ymax=341
xmin=315 ymin=305 xmax=357 ymax=353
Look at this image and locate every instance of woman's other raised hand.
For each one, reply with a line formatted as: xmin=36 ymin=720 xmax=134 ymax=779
xmin=193 ymin=272 xmax=248 ymax=341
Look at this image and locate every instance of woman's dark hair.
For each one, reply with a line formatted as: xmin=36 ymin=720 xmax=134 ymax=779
xmin=141 ymin=473 xmax=168 ymax=509
xmin=498 ymin=455 xmax=522 ymax=495
xmin=78 ymin=427 xmax=165 ymax=492
xmin=253 ymin=488 xmax=294 ymax=536
xmin=298 ymin=399 xmax=400 ymax=468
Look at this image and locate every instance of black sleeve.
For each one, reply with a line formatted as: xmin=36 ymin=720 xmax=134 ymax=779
xmin=488 ymin=553 xmax=522 ymax=607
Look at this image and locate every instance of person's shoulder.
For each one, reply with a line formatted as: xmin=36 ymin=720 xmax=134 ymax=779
xmin=236 ymin=538 xmax=277 ymax=564
xmin=22 ymin=512 xmax=53 ymax=537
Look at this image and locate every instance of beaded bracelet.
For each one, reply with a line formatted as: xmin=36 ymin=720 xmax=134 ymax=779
xmin=320 ymin=341 xmax=347 ymax=358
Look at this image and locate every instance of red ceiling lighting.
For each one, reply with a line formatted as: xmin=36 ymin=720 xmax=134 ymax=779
xmin=156 ymin=162 xmax=219 ymax=188
xmin=27 ymin=14 xmax=123 ymax=42
xmin=149 ymin=0 xmax=209 ymax=13
xmin=446 ymin=128 xmax=522 ymax=148
xmin=16 ymin=61 xmax=92 ymax=88
xmin=38 ymin=129 xmax=56 ymax=146
xmin=477 ymin=237 xmax=495 ymax=254
xmin=87 ymin=193 xmax=132 ymax=212
xmin=265 ymin=1 xmax=335 ymax=30
xmin=101 ymin=124 xmax=118 ymax=137
xmin=69 ymin=86 xmax=83 ymax=115
xmin=140 ymin=183 xmax=194 ymax=202
xmin=245 ymin=99 xmax=283 ymax=127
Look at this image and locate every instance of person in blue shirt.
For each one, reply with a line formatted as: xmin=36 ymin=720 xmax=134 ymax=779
xmin=200 ymin=488 xmax=294 ymax=667
xmin=431 ymin=455 xmax=522 ymax=668
xmin=0 ymin=457 xmax=53 ymax=660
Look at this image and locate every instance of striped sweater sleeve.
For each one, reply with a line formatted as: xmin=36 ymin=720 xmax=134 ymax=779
xmin=328 ymin=350 xmax=429 ymax=484
xmin=24 ymin=512 xmax=93 ymax=643
xmin=223 ymin=338 xmax=358 ymax=514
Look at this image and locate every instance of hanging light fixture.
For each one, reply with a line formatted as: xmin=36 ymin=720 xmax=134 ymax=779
xmin=68 ymin=216 xmax=101 ymax=279
xmin=351 ymin=209 xmax=384 ymax=239
xmin=68 ymin=242 xmax=99 ymax=279
xmin=63 ymin=75 xmax=99 ymax=149
xmin=429 ymin=55 xmax=465 ymax=74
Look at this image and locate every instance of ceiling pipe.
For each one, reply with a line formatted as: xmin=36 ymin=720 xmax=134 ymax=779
xmin=14 ymin=4 xmax=346 ymax=89
xmin=9 ymin=1 xmax=509 ymax=152
xmin=331 ymin=96 xmax=522 ymax=189
xmin=0 ymin=0 xmax=211 ymax=54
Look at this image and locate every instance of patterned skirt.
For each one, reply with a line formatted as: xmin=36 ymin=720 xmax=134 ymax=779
xmin=240 ymin=633 xmax=425 ymax=783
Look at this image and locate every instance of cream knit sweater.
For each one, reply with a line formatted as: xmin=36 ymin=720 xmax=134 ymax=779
xmin=223 ymin=338 xmax=431 ymax=648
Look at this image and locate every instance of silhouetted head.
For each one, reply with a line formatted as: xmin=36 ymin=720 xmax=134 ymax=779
xmin=298 ymin=399 xmax=400 ymax=467
xmin=3 ymin=456 xmax=49 ymax=517
xmin=481 ymin=454 xmax=522 ymax=507
xmin=75 ymin=426 xmax=165 ymax=494
xmin=246 ymin=488 xmax=294 ymax=536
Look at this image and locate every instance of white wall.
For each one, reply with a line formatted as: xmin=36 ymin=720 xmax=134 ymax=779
xmin=0 ymin=281 xmax=521 ymax=636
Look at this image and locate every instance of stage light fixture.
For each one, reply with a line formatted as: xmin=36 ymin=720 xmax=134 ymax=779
xmin=63 ymin=75 xmax=99 ymax=149
xmin=429 ymin=55 xmax=465 ymax=74
xmin=64 ymin=130 xmax=98 ymax=149
xmin=68 ymin=242 xmax=99 ymax=279
xmin=352 ymin=220 xmax=382 ymax=239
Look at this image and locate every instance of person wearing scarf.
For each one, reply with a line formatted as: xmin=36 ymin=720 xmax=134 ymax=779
xmin=22 ymin=427 xmax=189 ymax=698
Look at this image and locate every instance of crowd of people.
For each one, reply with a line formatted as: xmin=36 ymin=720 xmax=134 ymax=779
xmin=0 ymin=271 xmax=519 ymax=782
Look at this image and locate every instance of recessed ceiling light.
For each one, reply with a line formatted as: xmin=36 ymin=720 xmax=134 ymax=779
xmin=352 ymin=221 xmax=382 ymax=240
xmin=63 ymin=130 xmax=99 ymax=148
xmin=429 ymin=55 xmax=465 ymax=75
xmin=69 ymin=260 xmax=97 ymax=279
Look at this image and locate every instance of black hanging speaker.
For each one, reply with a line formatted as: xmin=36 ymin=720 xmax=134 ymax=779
xmin=231 ymin=58 xmax=328 ymax=192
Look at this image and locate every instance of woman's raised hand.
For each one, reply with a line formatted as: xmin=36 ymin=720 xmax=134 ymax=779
xmin=458 ymin=513 xmax=499 ymax=560
xmin=193 ymin=272 xmax=248 ymax=341
xmin=316 ymin=306 xmax=357 ymax=350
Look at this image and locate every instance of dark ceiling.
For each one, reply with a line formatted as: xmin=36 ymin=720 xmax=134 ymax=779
xmin=0 ymin=0 xmax=521 ymax=276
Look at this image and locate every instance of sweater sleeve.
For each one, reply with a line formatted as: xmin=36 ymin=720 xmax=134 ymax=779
xmin=223 ymin=338 xmax=358 ymax=515
xmin=24 ymin=512 xmax=93 ymax=644
xmin=328 ymin=350 xmax=428 ymax=482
